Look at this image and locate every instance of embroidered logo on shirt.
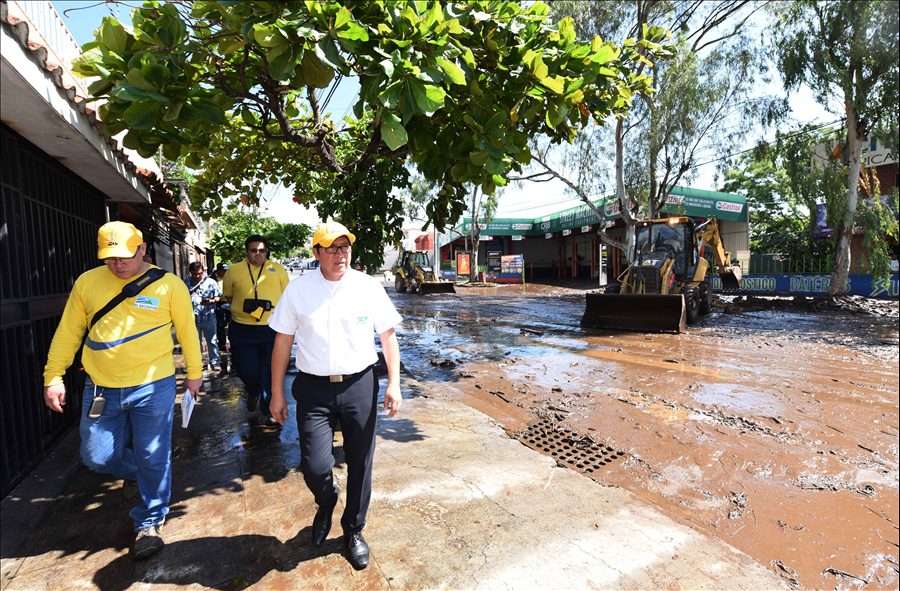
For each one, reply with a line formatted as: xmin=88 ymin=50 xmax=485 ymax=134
xmin=134 ymin=296 xmax=160 ymax=310
xmin=357 ymin=315 xmax=368 ymax=324
xmin=267 ymin=268 xmax=276 ymax=272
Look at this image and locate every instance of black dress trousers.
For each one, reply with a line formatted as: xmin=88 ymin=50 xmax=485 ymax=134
xmin=292 ymin=365 xmax=378 ymax=535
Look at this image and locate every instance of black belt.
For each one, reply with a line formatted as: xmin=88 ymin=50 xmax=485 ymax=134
xmin=298 ymin=365 xmax=372 ymax=383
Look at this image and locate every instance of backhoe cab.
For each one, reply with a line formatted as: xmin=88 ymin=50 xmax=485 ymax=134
xmin=582 ymin=217 xmax=742 ymax=333
xmin=391 ymin=249 xmax=456 ymax=295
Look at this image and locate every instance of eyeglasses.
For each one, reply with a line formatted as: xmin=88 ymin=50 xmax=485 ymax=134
xmin=248 ymin=248 xmax=268 ymax=253
xmin=321 ymin=244 xmax=351 ymax=254
xmin=104 ymin=252 xmax=139 ymax=264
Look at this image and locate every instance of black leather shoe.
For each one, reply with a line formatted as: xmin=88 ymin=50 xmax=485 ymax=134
xmin=311 ymin=487 xmax=339 ymax=547
xmin=246 ymin=394 xmax=258 ymax=412
xmin=345 ymin=532 xmax=369 ymax=570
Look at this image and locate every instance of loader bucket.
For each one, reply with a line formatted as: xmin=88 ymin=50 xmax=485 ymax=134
xmin=581 ymin=293 xmax=687 ymax=334
xmin=418 ymin=281 xmax=457 ymax=295
xmin=719 ymin=266 xmax=742 ymax=293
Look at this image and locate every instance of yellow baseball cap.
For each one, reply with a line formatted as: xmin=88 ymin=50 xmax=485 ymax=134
xmin=313 ymin=221 xmax=356 ymax=248
xmin=97 ymin=222 xmax=143 ymax=259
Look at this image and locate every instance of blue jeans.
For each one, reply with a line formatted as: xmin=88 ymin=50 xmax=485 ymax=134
xmin=196 ymin=317 xmax=220 ymax=365
xmin=229 ymin=322 xmax=276 ymax=416
xmin=80 ymin=374 xmax=176 ymax=531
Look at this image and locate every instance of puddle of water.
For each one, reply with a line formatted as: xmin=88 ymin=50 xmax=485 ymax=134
xmin=584 ymin=349 xmax=741 ymax=381
xmin=618 ymin=394 xmax=711 ymax=424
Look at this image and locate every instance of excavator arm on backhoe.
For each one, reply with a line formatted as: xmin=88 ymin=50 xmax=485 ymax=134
xmin=695 ymin=219 xmax=742 ymax=292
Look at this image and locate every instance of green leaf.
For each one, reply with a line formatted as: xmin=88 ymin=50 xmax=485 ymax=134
xmin=141 ymin=64 xmax=171 ymax=89
xmin=335 ymin=6 xmax=351 ymax=29
xmin=188 ymin=97 xmax=227 ymax=125
xmin=163 ymin=141 xmax=182 ymax=161
xmin=123 ymin=102 xmax=160 ymax=130
xmin=540 ymin=75 xmax=565 ymax=94
xmin=380 ymin=59 xmax=394 ymax=77
xmin=379 ymin=110 xmax=408 ymax=151
xmin=336 ymin=21 xmax=369 ymax=42
xmin=300 ymin=51 xmax=334 ymax=89
xmin=220 ymin=38 xmax=246 ymax=54
xmin=410 ymin=81 xmax=446 ymax=114
xmin=253 ymin=25 xmax=286 ymax=47
xmin=127 ymin=68 xmax=156 ymax=91
xmin=162 ymin=102 xmax=184 ymax=121
xmin=87 ymin=78 xmax=114 ymax=95
xmin=315 ymin=38 xmax=345 ymax=72
xmin=484 ymin=110 xmax=507 ymax=130
xmin=469 ymin=150 xmax=489 ymax=166
xmin=527 ymin=54 xmax=548 ymax=79
xmin=435 ymin=57 xmax=466 ymax=85
xmin=591 ymin=46 xmax=618 ymax=65
xmin=485 ymin=157 xmax=504 ymax=175
xmin=492 ymin=174 xmax=507 ymax=186
xmin=100 ymin=17 xmax=128 ymax=56
xmin=111 ymin=84 xmax=150 ymax=101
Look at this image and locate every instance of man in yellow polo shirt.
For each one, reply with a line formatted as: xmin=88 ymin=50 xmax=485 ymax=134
xmin=222 ymin=234 xmax=290 ymax=423
xmin=42 ymin=222 xmax=202 ymax=560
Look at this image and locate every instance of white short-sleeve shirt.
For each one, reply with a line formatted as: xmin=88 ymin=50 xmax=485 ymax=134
xmin=268 ymin=268 xmax=402 ymax=376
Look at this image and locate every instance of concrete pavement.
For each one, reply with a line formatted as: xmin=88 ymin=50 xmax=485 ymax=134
xmin=1 ymin=368 xmax=787 ymax=590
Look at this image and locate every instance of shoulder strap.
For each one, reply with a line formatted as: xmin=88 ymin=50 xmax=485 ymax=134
xmin=90 ymin=268 xmax=167 ymax=330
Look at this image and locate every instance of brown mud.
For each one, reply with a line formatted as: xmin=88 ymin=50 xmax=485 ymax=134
xmin=391 ymin=282 xmax=899 ymax=590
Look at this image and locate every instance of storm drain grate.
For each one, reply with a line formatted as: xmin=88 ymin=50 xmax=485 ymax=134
xmin=515 ymin=417 xmax=625 ymax=474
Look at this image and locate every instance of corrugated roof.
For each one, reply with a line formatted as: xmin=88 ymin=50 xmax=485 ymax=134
xmin=0 ymin=0 xmax=179 ymax=213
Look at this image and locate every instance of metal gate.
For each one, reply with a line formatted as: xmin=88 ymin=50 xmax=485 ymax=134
xmin=0 ymin=124 xmax=106 ymax=497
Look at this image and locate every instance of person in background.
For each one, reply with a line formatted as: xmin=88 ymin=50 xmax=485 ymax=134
xmin=269 ymin=221 xmax=402 ymax=570
xmin=890 ymin=252 xmax=899 ymax=274
xmin=215 ymin=262 xmax=231 ymax=373
xmin=42 ymin=222 xmax=202 ymax=560
xmin=185 ymin=261 xmax=222 ymax=372
xmin=222 ymin=235 xmax=289 ymax=423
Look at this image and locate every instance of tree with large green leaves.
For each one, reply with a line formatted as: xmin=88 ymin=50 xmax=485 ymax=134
xmin=209 ymin=209 xmax=312 ymax=264
xmin=516 ymin=0 xmax=778 ymax=265
xmin=71 ymin=0 xmax=671 ymax=266
xmin=773 ymin=0 xmax=899 ymax=295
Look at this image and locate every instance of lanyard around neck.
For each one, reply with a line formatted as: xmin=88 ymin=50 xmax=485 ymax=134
xmin=247 ymin=261 xmax=263 ymax=298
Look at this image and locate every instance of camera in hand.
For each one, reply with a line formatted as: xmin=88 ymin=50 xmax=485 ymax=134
xmin=242 ymin=298 xmax=272 ymax=313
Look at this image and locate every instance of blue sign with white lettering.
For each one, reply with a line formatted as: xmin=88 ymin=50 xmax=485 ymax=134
xmin=712 ymin=274 xmax=899 ymax=297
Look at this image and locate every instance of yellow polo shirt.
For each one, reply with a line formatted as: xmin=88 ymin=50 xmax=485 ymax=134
xmin=43 ymin=265 xmax=203 ymax=388
xmin=223 ymin=259 xmax=290 ymax=325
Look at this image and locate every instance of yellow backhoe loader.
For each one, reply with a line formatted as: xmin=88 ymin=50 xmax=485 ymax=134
xmin=392 ymin=249 xmax=456 ymax=295
xmin=582 ymin=217 xmax=742 ymax=333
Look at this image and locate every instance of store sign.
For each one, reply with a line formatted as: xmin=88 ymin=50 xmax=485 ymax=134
xmin=479 ymin=235 xmax=493 ymax=241
xmin=546 ymin=233 xmax=553 ymax=239
xmin=581 ymin=225 xmax=591 ymax=233
xmin=562 ymin=229 xmax=571 ymax=236
xmin=511 ymin=235 xmax=524 ymax=241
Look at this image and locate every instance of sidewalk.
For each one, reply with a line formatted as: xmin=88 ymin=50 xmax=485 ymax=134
xmin=1 ymin=370 xmax=787 ymax=590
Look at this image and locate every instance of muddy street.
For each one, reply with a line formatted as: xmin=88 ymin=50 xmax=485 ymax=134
xmin=390 ymin=283 xmax=899 ymax=590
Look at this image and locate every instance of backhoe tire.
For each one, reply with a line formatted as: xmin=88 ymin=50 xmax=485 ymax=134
xmin=698 ymin=275 xmax=713 ymax=315
xmin=682 ymin=286 xmax=700 ymax=325
xmin=604 ymin=284 xmax=621 ymax=294
xmin=394 ymin=276 xmax=407 ymax=293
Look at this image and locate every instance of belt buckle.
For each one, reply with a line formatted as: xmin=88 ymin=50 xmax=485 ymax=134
xmin=329 ymin=375 xmax=343 ymax=383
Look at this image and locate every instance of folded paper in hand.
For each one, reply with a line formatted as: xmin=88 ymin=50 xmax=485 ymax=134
xmin=181 ymin=391 xmax=196 ymax=428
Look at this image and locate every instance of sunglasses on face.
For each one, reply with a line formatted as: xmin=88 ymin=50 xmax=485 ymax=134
xmin=104 ymin=252 xmax=139 ymax=264
xmin=248 ymin=248 xmax=268 ymax=253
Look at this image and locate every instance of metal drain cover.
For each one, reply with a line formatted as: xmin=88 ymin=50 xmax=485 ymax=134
xmin=515 ymin=417 xmax=624 ymax=474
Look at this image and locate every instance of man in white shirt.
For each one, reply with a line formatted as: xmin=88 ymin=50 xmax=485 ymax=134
xmin=269 ymin=222 xmax=402 ymax=571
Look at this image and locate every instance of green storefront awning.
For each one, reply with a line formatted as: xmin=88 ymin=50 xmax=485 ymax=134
xmin=448 ymin=186 xmax=747 ymax=241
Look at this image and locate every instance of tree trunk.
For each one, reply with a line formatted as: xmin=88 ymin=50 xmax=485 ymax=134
xmin=469 ymin=185 xmax=480 ymax=282
xmin=828 ymin=103 xmax=863 ymax=296
xmin=615 ymin=119 xmax=637 ymax=264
